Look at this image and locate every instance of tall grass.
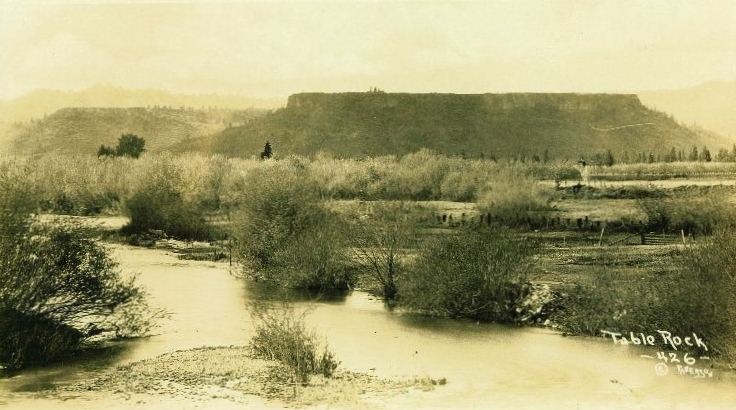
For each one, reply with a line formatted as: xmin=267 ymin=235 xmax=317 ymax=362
xmin=588 ymin=161 xmax=736 ymax=181
xmin=1 ymin=151 xmax=581 ymax=217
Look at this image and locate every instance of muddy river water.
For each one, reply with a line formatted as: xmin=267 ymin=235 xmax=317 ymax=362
xmin=1 ymin=243 xmax=736 ymax=409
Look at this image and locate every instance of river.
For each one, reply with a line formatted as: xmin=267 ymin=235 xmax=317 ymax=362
xmin=1 ymin=244 xmax=735 ymax=409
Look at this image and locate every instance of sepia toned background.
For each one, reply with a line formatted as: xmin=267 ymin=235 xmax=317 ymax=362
xmin=1 ymin=1 xmax=735 ymax=410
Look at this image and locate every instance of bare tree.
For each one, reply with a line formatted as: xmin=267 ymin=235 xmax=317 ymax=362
xmin=350 ymin=203 xmax=417 ymax=300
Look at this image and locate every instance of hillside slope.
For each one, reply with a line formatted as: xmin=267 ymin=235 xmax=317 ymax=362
xmin=175 ymin=92 xmax=725 ymax=159
xmin=0 ymin=85 xmax=281 ymax=124
xmin=639 ymin=81 xmax=736 ymax=138
xmin=7 ymin=107 xmax=267 ymax=155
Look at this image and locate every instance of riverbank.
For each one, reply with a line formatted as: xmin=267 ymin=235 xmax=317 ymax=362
xmin=59 ymin=346 xmax=438 ymax=408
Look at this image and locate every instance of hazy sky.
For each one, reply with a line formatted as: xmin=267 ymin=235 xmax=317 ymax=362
xmin=1 ymin=0 xmax=735 ymax=100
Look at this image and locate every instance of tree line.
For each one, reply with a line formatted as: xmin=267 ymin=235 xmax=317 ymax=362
xmin=451 ymin=145 xmax=736 ymax=167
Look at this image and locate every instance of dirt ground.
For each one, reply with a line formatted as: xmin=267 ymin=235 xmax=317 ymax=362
xmin=59 ymin=346 xmax=441 ymax=409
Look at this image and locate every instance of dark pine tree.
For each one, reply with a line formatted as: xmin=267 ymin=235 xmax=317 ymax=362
xmin=260 ymin=141 xmax=273 ymax=159
xmin=97 ymin=144 xmax=115 ymax=157
xmin=667 ymin=147 xmax=677 ymax=162
xmin=701 ymin=146 xmax=712 ymax=162
xmin=603 ymin=149 xmax=614 ymax=166
xmin=115 ymin=134 xmax=146 ymax=158
xmin=688 ymin=146 xmax=698 ymax=161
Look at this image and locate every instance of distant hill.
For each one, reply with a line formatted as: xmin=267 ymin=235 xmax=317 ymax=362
xmin=6 ymin=106 xmax=267 ymax=156
xmin=0 ymin=84 xmax=281 ymax=124
xmin=639 ymin=81 xmax=736 ymax=138
xmin=174 ymin=92 xmax=727 ymax=159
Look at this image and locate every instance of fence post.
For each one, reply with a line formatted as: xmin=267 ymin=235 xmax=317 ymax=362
xmin=598 ymin=225 xmax=605 ymax=247
xmin=681 ymin=229 xmax=686 ymax=245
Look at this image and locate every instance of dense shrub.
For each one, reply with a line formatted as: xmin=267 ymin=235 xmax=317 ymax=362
xmin=122 ymin=155 xmax=214 ymax=240
xmin=0 ymin=309 xmax=86 ymax=369
xmin=398 ymin=228 xmax=538 ymax=322
xmin=272 ymin=220 xmax=355 ymax=291
xmin=477 ymin=167 xmax=553 ymax=227
xmin=658 ymin=233 xmax=736 ymax=360
xmin=26 ymin=155 xmax=129 ymax=215
xmin=550 ymin=269 xmax=655 ymax=336
xmin=98 ymin=133 xmax=146 ymax=159
xmin=232 ymin=161 xmax=353 ymax=291
xmin=3 ymin=152 xmax=582 ymax=215
xmin=554 ymin=234 xmax=736 ymax=361
xmin=555 ymin=184 xmax=666 ymax=200
xmin=0 ymin=225 xmax=147 ymax=370
xmin=0 ymin=169 xmax=147 ymax=369
xmin=639 ymin=193 xmax=736 ymax=235
xmin=249 ymin=306 xmax=339 ymax=384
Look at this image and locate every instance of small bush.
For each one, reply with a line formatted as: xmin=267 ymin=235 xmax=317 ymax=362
xmin=249 ymin=306 xmax=339 ymax=384
xmin=398 ymin=228 xmax=538 ymax=322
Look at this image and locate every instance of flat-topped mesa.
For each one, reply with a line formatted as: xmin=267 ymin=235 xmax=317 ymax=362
xmin=176 ymin=89 xmax=712 ymax=159
xmin=287 ymin=92 xmax=644 ymax=113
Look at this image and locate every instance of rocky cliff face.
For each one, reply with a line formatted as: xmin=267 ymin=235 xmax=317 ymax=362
xmin=287 ymin=92 xmax=644 ymax=113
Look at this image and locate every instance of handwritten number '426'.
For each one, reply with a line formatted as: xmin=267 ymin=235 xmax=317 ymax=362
xmin=656 ymin=352 xmax=695 ymax=365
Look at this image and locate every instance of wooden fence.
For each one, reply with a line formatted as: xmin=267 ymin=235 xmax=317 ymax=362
xmin=430 ymin=212 xmax=693 ymax=246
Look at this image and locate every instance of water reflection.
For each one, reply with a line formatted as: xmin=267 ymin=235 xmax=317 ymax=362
xmin=2 ymin=245 xmax=736 ymax=409
xmin=1 ymin=343 xmax=128 ymax=393
xmin=243 ymin=280 xmax=350 ymax=304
